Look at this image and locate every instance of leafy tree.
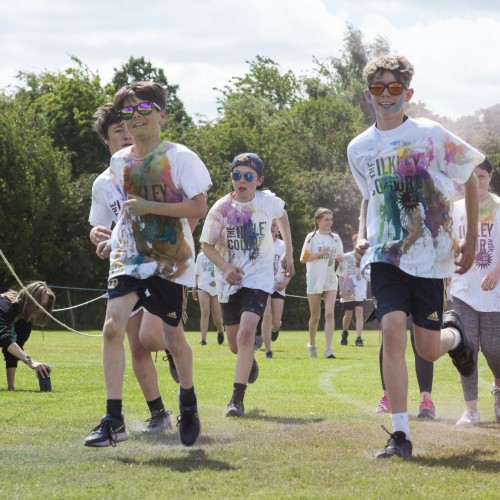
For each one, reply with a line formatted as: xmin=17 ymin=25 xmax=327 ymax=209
xmin=14 ymin=57 xmax=111 ymax=178
xmin=112 ymin=56 xmax=192 ymax=141
xmin=304 ymin=25 xmax=390 ymax=125
xmin=0 ymin=96 xmax=99 ymax=288
xmin=217 ymin=56 xmax=302 ymax=112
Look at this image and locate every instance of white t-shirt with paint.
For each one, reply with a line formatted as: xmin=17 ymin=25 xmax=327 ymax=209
xmin=300 ymin=231 xmax=343 ymax=294
xmin=450 ymin=194 xmax=500 ymax=312
xmin=108 ymin=141 xmax=212 ymax=286
xmin=336 ymin=251 xmax=368 ymax=302
xmin=200 ymin=190 xmax=285 ymax=303
xmin=348 ymin=117 xmax=485 ymax=278
xmin=195 ymin=252 xmax=217 ymax=296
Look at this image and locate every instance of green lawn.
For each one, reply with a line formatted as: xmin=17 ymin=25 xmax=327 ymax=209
xmin=1 ymin=329 xmax=499 ymax=499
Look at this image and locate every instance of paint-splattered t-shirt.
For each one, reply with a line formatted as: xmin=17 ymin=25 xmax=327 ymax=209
xmin=200 ymin=190 xmax=285 ymax=303
xmin=300 ymin=232 xmax=343 ymax=294
xmin=336 ymin=251 xmax=368 ymax=303
xmin=348 ymin=117 xmax=485 ymax=278
xmin=195 ymin=252 xmax=217 ymax=296
xmin=89 ymin=167 xmax=123 ymax=228
xmin=450 ymin=193 xmax=500 ymax=312
xmin=273 ymin=238 xmax=288 ymax=297
xmin=108 ymin=141 xmax=211 ymax=286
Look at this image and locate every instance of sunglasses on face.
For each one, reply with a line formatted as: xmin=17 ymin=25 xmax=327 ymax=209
xmin=120 ymin=101 xmax=162 ymax=120
xmin=232 ymin=171 xmax=255 ymax=182
xmin=368 ymin=82 xmax=407 ymax=96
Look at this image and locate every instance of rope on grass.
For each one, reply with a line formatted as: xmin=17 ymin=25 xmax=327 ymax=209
xmin=0 ymin=246 xmax=103 ymax=338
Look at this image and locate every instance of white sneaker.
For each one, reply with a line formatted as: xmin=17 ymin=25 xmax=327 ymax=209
xmin=307 ymin=343 xmax=318 ymax=358
xmin=456 ymin=408 xmax=480 ymax=426
xmin=324 ymin=347 xmax=336 ymax=359
xmin=492 ymin=386 xmax=500 ymax=422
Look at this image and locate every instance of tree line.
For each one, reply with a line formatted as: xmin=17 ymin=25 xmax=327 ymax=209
xmin=1 ymin=26 xmax=498 ymax=329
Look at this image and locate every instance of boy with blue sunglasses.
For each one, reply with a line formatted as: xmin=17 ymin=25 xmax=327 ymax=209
xmin=201 ymin=153 xmax=294 ymax=417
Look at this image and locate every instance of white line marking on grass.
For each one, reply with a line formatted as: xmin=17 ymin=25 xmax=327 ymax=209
xmin=319 ymin=365 xmax=374 ymax=413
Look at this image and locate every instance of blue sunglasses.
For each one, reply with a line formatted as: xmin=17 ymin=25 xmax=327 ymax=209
xmin=232 ymin=171 xmax=255 ymax=182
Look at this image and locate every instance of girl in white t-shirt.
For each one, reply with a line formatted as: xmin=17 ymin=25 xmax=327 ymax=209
xmin=192 ymin=251 xmax=224 ymax=346
xmin=451 ymin=158 xmax=500 ymax=425
xmin=300 ymin=208 xmax=344 ymax=358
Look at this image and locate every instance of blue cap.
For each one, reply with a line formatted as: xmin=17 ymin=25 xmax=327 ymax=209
xmin=231 ymin=152 xmax=264 ymax=177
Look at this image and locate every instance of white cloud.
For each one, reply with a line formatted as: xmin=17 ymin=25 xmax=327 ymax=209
xmin=1 ymin=0 xmax=500 ymax=120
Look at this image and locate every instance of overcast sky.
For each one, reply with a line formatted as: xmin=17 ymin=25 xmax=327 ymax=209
xmin=2 ymin=0 xmax=500 ymax=120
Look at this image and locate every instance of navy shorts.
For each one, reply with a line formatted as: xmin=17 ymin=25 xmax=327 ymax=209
xmin=342 ymin=300 xmax=364 ymax=311
xmin=370 ymin=263 xmax=445 ymax=331
xmin=107 ymin=275 xmax=187 ymax=327
xmin=271 ymin=291 xmax=285 ymax=300
xmin=221 ymin=287 xmax=270 ymax=326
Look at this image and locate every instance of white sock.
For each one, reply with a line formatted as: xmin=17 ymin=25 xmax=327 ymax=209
xmin=391 ymin=412 xmax=410 ymax=440
xmin=448 ymin=327 xmax=461 ymax=350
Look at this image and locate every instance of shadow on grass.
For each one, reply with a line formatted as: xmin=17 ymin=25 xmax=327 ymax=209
xmin=412 ymin=449 xmax=500 ymax=473
xmin=131 ymin=432 xmax=216 ymax=446
xmin=114 ymin=449 xmax=238 ymax=472
xmin=244 ymin=408 xmax=324 ymax=424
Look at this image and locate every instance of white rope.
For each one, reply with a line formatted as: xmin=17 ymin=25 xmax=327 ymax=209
xmin=53 ymin=293 xmax=106 ymax=312
xmin=0 ymin=247 xmax=103 ymax=338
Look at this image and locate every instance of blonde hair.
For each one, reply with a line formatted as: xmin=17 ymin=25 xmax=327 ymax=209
xmin=8 ymin=281 xmax=56 ymax=327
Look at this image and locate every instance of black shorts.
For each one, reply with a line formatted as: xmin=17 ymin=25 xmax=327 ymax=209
xmin=221 ymin=288 xmax=269 ymax=326
xmin=107 ymin=275 xmax=187 ymax=327
xmin=271 ymin=291 xmax=285 ymax=300
xmin=342 ymin=300 xmax=364 ymax=311
xmin=370 ymin=263 xmax=445 ymax=331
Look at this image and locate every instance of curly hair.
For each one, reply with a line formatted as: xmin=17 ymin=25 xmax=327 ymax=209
xmin=363 ymin=55 xmax=415 ymax=86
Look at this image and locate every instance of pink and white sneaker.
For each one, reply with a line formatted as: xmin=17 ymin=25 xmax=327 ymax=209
xmin=376 ymin=394 xmax=390 ymax=414
xmin=417 ymin=398 xmax=437 ymax=420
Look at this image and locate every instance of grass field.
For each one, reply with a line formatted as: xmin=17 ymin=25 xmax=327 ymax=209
xmin=1 ymin=329 xmax=499 ymax=499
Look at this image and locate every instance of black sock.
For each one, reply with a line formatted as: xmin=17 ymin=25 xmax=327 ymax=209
xmin=147 ymin=396 xmax=165 ymax=414
xmin=232 ymin=383 xmax=247 ymax=404
xmin=179 ymin=386 xmax=196 ymax=406
xmin=106 ymin=399 xmax=123 ymax=420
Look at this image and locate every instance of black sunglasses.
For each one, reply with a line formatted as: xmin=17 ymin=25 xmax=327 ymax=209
xmin=232 ymin=171 xmax=255 ymax=182
xmin=368 ymin=82 xmax=407 ymax=96
xmin=120 ymin=101 xmax=162 ymax=120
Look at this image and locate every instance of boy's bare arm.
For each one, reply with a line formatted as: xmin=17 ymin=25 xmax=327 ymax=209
xmin=276 ymin=211 xmax=295 ymax=277
xmin=354 ymin=198 xmax=369 ymax=263
xmin=202 ymin=242 xmax=243 ymax=285
xmin=455 ymin=172 xmax=479 ymax=275
xmin=124 ymin=192 xmax=208 ymax=219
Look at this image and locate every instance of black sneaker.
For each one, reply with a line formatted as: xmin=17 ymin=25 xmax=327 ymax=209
xmin=340 ymin=331 xmax=348 ymax=346
xmin=254 ymin=334 xmax=263 ymax=350
xmin=143 ymin=409 xmax=173 ymax=434
xmin=271 ymin=329 xmax=280 ymax=342
xmin=84 ymin=415 xmax=129 ymax=448
xmin=163 ymin=350 xmax=180 ymax=384
xmin=444 ymin=310 xmax=476 ymax=378
xmin=177 ymin=397 xmax=201 ymax=446
xmin=225 ymin=399 xmax=245 ymax=417
xmin=217 ymin=331 xmax=224 ymax=345
xmin=200 ymin=339 xmax=207 ymax=346
xmin=248 ymin=358 xmax=259 ymax=384
xmin=265 ymin=351 xmax=273 ymax=359
xmin=355 ymin=337 xmax=364 ymax=347
xmin=375 ymin=426 xmax=412 ymax=459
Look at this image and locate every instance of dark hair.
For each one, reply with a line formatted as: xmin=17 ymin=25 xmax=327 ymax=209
xmin=10 ymin=281 xmax=56 ymax=327
xmin=114 ymin=82 xmax=168 ymax=111
xmin=307 ymin=208 xmax=334 ymax=242
xmin=476 ymin=156 xmax=493 ymax=174
xmin=92 ymin=103 xmax=122 ymax=142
